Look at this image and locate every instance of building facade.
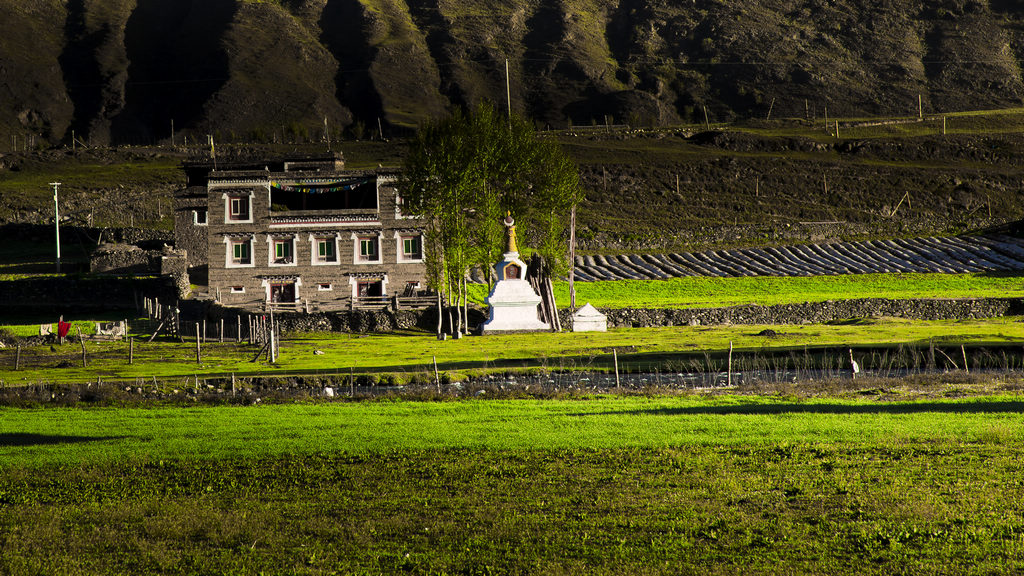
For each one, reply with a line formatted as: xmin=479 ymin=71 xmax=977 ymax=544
xmin=174 ymin=154 xmax=427 ymax=311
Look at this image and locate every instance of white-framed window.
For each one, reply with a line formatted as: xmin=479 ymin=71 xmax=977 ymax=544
xmin=311 ymin=235 xmax=338 ymax=265
xmin=268 ymin=236 xmax=296 ymax=267
xmin=225 ymin=236 xmax=254 ymax=268
xmin=396 ymin=233 xmax=423 ymax=262
xmin=318 ymin=283 xmax=333 ymax=291
xmin=193 ymin=208 xmax=207 ymax=225
xmin=230 ymin=285 xmax=245 ymax=294
xmin=228 ymin=196 xmax=250 ymax=221
xmin=354 ymin=234 xmax=380 ymax=264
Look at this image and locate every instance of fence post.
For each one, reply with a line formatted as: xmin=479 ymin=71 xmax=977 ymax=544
xmin=129 ymin=337 xmax=134 ymax=365
xmin=433 ymin=355 xmax=440 ymax=392
xmin=195 ymin=323 xmax=201 ymax=364
xmin=613 ymin=349 xmax=620 ymax=389
xmin=728 ymin=341 xmax=733 ymax=387
xmin=77 ymin=326 xmax=88 ymax=368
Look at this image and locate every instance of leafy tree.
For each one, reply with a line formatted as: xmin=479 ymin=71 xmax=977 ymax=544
xmin=400 ymin=103 xmax=583 ymax=336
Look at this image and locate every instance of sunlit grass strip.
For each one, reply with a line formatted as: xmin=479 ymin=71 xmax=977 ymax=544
xmin=1 ymin=317 xmax=1023 ymax=384
xmin=2 ymin=394 xmax=1023 ymax=469
xmin=465 ymin=273 xmax=1024 ymax=309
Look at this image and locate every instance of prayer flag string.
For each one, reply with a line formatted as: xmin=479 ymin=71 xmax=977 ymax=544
xmin=270 ymin=179 xmax=370 ymax=194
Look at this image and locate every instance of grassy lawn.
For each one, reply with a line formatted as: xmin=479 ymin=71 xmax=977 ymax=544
xmin=2 ymin=395 xmax=1023 ymax=574
xmin=532 ymin=273 xmax=1024 ymax=309
xmin=2 ymin=316 xmax=1023 ymax=384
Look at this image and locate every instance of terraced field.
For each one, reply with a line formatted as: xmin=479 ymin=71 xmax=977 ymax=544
xmin=565 ymin=235 xmax=1024 ymax=281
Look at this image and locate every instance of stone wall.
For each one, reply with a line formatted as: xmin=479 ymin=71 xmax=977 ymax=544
xmin=201 ymin=298 xmax=1023 ymax=334
xmin=200 ymin=303 xmax=488 ymax=334
xmin=89 ymin=243 xmax=156 ymax=274
xmin=559 ymin=298 xmax=1024 ymax=328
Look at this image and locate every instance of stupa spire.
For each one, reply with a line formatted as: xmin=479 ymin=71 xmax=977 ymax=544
xmin=503 ymin=211 xmax=518 ymax=254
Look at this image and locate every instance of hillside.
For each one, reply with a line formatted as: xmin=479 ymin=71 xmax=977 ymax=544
xmin=3 ymin=111 xmax=1024 ymax=255
xmin=3 ymin=0 xmax=1024 ymax=147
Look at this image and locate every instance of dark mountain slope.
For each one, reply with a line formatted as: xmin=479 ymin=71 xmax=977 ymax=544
xmin=2 ymin=0 xmax=1024 ymax=146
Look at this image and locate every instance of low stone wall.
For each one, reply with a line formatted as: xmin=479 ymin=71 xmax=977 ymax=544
xmin=274 ymin=310 xmax=428 ymax=333
xmin=203 ymin=304 xmax=488 ymax=334
xmin=559 ymin=298 xmax=1024 ymax=328
xmin=205 ymin=298 xmax=1023 ymax=333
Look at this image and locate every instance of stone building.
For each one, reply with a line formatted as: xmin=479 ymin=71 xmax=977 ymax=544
xmin=174 ymin=153 xmax=427 ymax=311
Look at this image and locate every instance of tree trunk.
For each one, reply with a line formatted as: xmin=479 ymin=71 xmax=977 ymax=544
xmin=436 ymin=291 xmax=443 ymax=337
xmin=446 ymin=275 xmax=456 ymax=338
xmin=462 ymin=276 xmax=469 ymax=335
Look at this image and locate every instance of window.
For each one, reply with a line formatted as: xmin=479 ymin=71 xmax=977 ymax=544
xmin=318 ymin=283 xmax=332 ymax=291
xmin=401 ymin=235 xmax=422 ymax=261
xmin=316 ymin=238 xmax=336 ymax=262
xmin=230 ymin=286 xmax=245 ymax=294
xmin=273 ymin=239 xmax=293 ymax=264
xmin=193 ymin=208 xmax=207 ymax=225
xmin=230 ymin=239 xmax=251 ymax=265
xmin=358 ymin=236 xmax=379 ymax=262
xmin=228 ymin=196 xmax=249 ymax=221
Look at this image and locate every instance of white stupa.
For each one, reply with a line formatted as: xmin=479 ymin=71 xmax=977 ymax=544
xmin=480 ymin=213 xmax=551 ymax=333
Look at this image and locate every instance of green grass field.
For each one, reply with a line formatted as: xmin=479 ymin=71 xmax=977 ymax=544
xmin=534 ymin=273 xmax=1024 ymax=309
xmin=3 ymin=395 xmax=1024 ymax=574
xmin=2 ymin=316 xmax=1023 ymax=385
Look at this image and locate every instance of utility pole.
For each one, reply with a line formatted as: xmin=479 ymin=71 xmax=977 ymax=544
xmin=50 ymin=182 xmax=62 ymax=273
xmin=505 ymin=58 xmax=512 ymax=129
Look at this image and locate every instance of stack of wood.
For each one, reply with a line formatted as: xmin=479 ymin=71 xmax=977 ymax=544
xmin=526 ymin=254 xmax=561 ymax=332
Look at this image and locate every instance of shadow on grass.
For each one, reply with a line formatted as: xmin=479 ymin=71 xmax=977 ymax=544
xmin=0 ymin=433 xmax=128 ymax=447
xmin=577 ymin=401 xmax=1024 ymax=417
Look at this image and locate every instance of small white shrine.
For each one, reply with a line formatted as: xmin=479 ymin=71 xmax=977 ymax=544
xmin=571 ymin=303 xmax=607 ymax=332
xmin=480 ymin=213 xmax=551 ymax=333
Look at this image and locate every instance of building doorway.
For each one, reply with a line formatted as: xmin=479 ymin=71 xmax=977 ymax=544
xmin=356 ymin=280 xmax=383 ymax=298
xmin=269 ymin=282 xmax=296 ymax=303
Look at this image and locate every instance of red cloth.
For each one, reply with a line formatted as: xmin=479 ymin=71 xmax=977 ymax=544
xmin=57 ymin=321 xmax=71 ymax=338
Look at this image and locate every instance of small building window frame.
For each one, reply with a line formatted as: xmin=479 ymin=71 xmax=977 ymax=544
xmin=221 ymin=190 xmax=254 ymax=224
xmin=352 ymin=232 xmax=381 ymax=265
xmin=268 ymin=235 xmax=296 ymax=267
xmin=310 ymin=233 xmax=340 ymax=266
xmin=395 ymin=232 xmax=423 ymax=263
xmin=224 ymin=236 xmax=254 ymax=268
xmin=193 ymin=208 xmax=208 ymax=226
